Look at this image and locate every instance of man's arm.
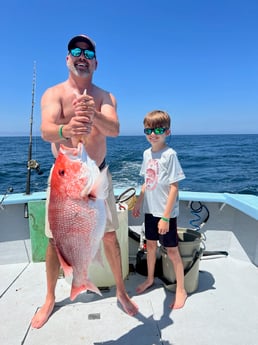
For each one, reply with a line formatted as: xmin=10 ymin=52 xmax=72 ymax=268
xmin=40 ymin=87 xmax=66 ymax=143
xmin=41 ymin=85 xmax=93 ymax=143
xmin=93 ymin=92 xmax=120 ymax=137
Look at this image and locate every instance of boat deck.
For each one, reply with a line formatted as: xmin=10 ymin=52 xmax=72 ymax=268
xmin=1 ymin=228 xmax=258 ymax=345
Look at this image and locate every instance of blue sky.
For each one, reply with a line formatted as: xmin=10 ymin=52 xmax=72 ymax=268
xmin=1 ymin=0 xmax=257 ymax=136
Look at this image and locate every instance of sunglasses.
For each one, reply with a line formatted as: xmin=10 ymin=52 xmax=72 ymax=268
xmin=69 ymin=47 xmax=95 ymax=60
xmin=144 ymin=127 xmax=168 ymax=135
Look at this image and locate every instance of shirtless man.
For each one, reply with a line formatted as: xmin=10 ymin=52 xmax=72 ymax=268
xmin=31 ymin=34 xmax=138 ymax=328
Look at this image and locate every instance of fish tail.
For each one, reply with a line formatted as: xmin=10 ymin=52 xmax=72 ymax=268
xmin=70 ymin=280 xmax=102 ymax=301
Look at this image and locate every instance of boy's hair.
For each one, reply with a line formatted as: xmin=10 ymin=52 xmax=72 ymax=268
xmin=143 ymin=110 xmax=171 ymax=128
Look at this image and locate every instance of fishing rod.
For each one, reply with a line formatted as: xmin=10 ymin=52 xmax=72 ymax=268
xmin=24 ymin=62 xmax=43 ymax=218
xmin=25 ymin=61 xmax=42 ymax=196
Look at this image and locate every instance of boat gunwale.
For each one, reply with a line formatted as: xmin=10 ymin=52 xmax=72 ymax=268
xmin=2 ymin=190 xmax=258 ymax=220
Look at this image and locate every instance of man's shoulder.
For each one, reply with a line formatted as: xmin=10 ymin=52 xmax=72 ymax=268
xmin=44 ymin=81 xmax=66 ymax=94
xmin=93 ymin=84 xmax=112 ymax=98
xmin=92 ymin=84 xmax=116 ymax=106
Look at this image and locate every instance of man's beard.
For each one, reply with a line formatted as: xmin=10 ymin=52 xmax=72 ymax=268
xmin=67 ymin=60 xmax=90 ymax=78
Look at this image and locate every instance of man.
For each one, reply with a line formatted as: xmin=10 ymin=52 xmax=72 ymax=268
xmin=31 ymin=34 xmax=138 ymax=329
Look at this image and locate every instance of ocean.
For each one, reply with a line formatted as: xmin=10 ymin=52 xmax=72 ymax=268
xmin=1 ymin=134 xmax=258 ymax=196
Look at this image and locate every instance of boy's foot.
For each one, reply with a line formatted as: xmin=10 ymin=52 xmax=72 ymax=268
xmin=136 ymin=279 xmax=154 ymax=294
xmin=31 ymin=299 xmax=55 ymax=329
xmin=170 ymin=290 xmax=187 ymax=309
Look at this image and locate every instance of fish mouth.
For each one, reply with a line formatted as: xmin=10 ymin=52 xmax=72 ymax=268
xmin=60 ymin=143 xmax=85 ymax=161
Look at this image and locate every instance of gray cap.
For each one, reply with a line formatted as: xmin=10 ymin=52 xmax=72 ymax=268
xmin=67 ymin=34 xmax=96 ymax=52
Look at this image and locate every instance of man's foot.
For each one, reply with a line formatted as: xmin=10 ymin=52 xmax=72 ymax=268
xmin=31 ymin=299 xmax=55 ymax=329
xmin=136 ymin=279 xmax=154 ymax=294
xmin=117 ymin=292 xmax=138 ymax=316
xmin=170 ymin=290 xmax=187 ymax=309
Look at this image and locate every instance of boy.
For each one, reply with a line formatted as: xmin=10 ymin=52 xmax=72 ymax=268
xmin=132 ymin=110 xmax=187 ymax=309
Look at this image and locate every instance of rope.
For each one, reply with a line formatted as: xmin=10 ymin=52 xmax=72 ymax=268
xmin=189 ymin=201 xmax=210 ymax=231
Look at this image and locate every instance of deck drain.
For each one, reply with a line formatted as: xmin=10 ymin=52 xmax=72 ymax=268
xmin=88 ymin=313 xmax=101 ymax=320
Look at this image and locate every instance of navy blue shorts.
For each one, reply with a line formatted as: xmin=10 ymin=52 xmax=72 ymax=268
xmin=144 ymin=213 xmax=178 ymax=247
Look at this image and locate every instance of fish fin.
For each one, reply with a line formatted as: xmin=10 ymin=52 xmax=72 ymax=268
xmin=91 ymin=166 xmax=109 ymax=200
xmin=70 ymin=281 xmax=102 ymax=301
xmin=80 ymin=162 xmax=100 ymax=198
xmin=55 ymin=246 xmax=73 ymax=277
xmin=105 ymin=200 xmax=113 ymax=225
xmin=92 ymin=246 xmax=104 ymax=267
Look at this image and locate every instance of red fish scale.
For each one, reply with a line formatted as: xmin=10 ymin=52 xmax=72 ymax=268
xmin=49 ymin=197 xmax=100 ymax=285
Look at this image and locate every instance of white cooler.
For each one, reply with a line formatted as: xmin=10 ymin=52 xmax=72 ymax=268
xmin=88 ymin=204 xmax=129 ymax=287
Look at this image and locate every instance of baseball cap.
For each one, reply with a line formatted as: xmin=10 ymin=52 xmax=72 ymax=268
xmin=67 ymin=34 xmax=96 ymax=52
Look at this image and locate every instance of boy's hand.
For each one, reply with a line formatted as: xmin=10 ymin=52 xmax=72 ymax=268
xmin=132 ymin=201 xmax=141 ymax=218
xmin=158 ymin=219 xmax=169 ymax=234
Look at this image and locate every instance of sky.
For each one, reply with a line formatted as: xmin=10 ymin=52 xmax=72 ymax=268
xmin=0 ymin=0 xmax=257 ymax=136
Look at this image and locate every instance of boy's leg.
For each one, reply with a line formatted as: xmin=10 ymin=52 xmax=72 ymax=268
xmin=166 ymin=246 xmax=187 ymax=309
xmin=136 ymin=239 xmax=157 ymax=294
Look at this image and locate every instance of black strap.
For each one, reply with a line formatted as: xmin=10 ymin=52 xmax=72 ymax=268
xmin=203 ymin=250 xmax=228 ymax=257
xmin=160 ymin=249 xmax=202 ymax=286
xmin=98 ymin=159 xmax=106 ymax=171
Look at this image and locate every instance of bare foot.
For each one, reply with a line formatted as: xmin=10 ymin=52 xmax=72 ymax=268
xmin=31 ymin=299 xmax=55 ymax=329
xmin=136 ymin=279 xmax=154 ymax=294
xmin=170 ymin=290 xmax=187 ymax=309
xmin=117 ymin=292 xmax=138 ymax=316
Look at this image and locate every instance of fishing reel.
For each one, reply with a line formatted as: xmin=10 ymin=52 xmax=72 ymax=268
xmin=27 ymin=159 xmax=43 ymax=175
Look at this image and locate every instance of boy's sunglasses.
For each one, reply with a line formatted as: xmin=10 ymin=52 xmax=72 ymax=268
xmin=144 ymin=127 xmax=168 ymax=135
xmin=69 ymin=47 xmax=95 ymax=60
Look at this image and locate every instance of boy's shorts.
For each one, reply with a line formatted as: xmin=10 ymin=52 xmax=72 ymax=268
xmin=45 ymin=166 xmax=119 ymax=238
xmin=144 ymin=213 xmax=178 ymax=247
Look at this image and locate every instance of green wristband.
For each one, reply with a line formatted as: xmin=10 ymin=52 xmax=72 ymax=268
xmin=58 ymin=125 xmax=68 ymax=140
xmin=161 ymin=217 xmax=170 ymax=222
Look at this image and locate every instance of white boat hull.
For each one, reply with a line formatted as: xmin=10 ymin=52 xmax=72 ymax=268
xmin=1 ymin=190 xmax=258 ymax=344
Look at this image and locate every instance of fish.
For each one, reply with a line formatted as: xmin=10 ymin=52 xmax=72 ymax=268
xmin=48 ymin=142 xmax=109 ymax=301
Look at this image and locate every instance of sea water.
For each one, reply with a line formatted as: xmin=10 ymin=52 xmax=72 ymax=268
xmin=0 ymin=134 xmax=258 ymax=196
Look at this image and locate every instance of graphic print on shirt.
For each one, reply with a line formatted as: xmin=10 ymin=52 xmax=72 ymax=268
xmin=146 ymin=159 xmax=159 ymax=190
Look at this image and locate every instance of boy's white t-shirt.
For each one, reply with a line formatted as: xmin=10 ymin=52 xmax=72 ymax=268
xmin=140 ymin=146 xmax=185 ymax=218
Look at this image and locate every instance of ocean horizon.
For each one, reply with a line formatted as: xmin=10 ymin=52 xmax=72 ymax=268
xmin=1 ymin=134 xmax=258 ymax=196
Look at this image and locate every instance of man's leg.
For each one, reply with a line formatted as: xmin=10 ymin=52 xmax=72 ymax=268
xmin=103 ymin=231 xmax=138 ymax=316
xmin=31 ymin=240 xmax=60 ymax=328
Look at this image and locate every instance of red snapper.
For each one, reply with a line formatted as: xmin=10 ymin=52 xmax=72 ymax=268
xmin=48 ymin=143 xmax=108 ymax=300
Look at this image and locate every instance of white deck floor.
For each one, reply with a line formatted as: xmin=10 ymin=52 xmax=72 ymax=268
xmin=1 ymin=231 xmax=258 ymax=345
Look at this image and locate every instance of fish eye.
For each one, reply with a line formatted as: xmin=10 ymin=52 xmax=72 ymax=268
xmin=58 ymin=169 xmax=65 ymax=176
